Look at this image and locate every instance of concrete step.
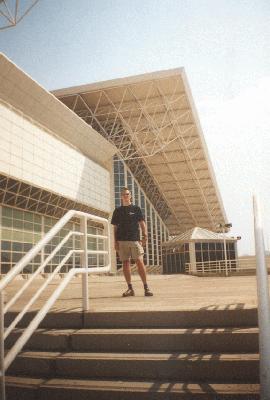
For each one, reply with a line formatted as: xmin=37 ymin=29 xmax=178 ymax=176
xmin=5 ymin=308 xmax=258 ymax=329
xmin=117 ymin=265 xmax=162 ymax=275
xmin=5 ymin=376 xmax=260 ymax=400
xmin=8 ymin=351 xmax=259 ymax=383
xmin=6 ymin=327 xmax=259 ymax=353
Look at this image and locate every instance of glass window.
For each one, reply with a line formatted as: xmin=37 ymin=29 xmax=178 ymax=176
xmin=216 ymin=243 xmax=222 ymax=251
xmin=209 ymin=251 xmax=216 ymax=261
xmin=196 ymin=251 xmax=202 ymax=262
xmin=1 ymin=264 xmax=11 ymax=274
xmin=1 ymin=241 xmax=11 ymax=251
xmin=202 ymin=251 xmax=209 ymax=262
xmin=127 ymin=171 xmax=133 ymax=193
xmin=228 ymin=242 xmax=234 ymax=251
xmin=2 ymin=217 xmax=12 ymax=228
xmin=2 ymin=252 xmax=11 ymax=263
xmin=13 ymin=209 xmax=23 ymax=220
xmin=2 ymin=207 xmax=12 ymax=218
xmin=202 ymin=243 xmax=208 ymax=250
xmin=134 ymin=182 xmax=139 ymax=205
xmin=23 ymin=243 xmax=32 ymax=252
xmin=140 ymin=191 xmax=145 ymax=215
xmin=209 ymin=242 xmax=215 ymax=251
xmin=24 ymin=212 xmax=34 ymax=222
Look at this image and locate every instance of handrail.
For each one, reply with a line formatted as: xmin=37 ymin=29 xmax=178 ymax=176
xmin=253 ymin=195 xmax=270 ymax=399
xmin=4 ymin=266 xmax=111 ymax=370
xmin=0 ymin=209 xmax=111 ymax=400
xmin=0 ymin=209 xmax=108 ymax=291
xmin=0 ymin=210 xmax=107 ymax=291
xmin=4 ymin=231 xmax=81 ymax=313
xmin=0 ymin=291 xmax=4 ymax=400
xmin=185 ymin=259 xmax=238 ymax=275
xmin=4 ymin=249 xmax=80 ymax=340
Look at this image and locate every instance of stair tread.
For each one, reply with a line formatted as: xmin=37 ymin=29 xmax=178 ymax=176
xmin=72 ymin=327 xmax=259 ymax=334
xmin=12 ymin=327 xmax=259 ymax=334
xmin=17 ymin=350 xmax=260 ymax=360
xmin=5 ymin=375 xmax=260 ymax=394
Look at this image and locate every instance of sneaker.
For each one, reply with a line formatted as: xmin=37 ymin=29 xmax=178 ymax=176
xmin=122 ymin=288 xmax=135 ymax=297
xmin=144 ymin=288 xmax=153 ymax=297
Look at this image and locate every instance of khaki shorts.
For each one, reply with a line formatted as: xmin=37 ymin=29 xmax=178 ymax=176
xmin=118 ymin=241 xmax=144 ymax=262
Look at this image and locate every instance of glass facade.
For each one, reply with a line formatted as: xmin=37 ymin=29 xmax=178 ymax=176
xmin=195 ymin=241 xmax=236 ymax=263
xmin=162 ymin=243 xmax=190 ymax=274
xmin=162 ymin=240 xmax=237 ymax=274
xmin=0 ymin=155 xmax=170 ymax=275
xmin=0 ymin=205 xmax=105 ymax=276
xmin=114 ymin=157 xmax=125 ymax=208
xmin=113 ymin=155 xmax=169 ymax=268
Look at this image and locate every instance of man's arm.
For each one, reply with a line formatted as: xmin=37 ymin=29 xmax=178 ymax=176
xmin=113 ymin=225 xmax=119 ymax=251
xmin=139 ymin=220 xmax=148 ymax=247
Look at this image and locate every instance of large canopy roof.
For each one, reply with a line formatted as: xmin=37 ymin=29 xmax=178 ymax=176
xmin=52 ymin=68 xmax=228 ymax=234
xmin=163 ymin=227 xmax=236 ymax=247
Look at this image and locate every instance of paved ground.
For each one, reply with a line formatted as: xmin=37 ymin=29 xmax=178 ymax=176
xmin=4 ymin=273 xmax=264 ymax=313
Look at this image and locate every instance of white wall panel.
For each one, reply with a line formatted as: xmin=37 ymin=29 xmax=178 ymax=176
xmin=0 ymin=102 xmax=110 ymax=212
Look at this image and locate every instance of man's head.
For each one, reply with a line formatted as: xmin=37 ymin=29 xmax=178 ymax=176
xmin=121 ymin=187 xmax=132 ymax=205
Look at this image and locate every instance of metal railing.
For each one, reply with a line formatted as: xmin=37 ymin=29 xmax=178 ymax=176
xmin=185 ymin=259 xmax=238 ymax=275
xmin=0 ymin=210 xmax=111 ymax=400
xmin=185 ymin=257 xmax=270 ymax=275
xmin=237 ymin=256 xmax=270 ymax=273
xmin=253 ymin=195 xmax=270 ymax=399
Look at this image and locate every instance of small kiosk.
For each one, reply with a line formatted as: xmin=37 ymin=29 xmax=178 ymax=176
xmin=162 ymin=227 xmax=238 ymax=275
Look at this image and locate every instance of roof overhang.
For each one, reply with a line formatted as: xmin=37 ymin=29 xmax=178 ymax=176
xmin=52 ymin=68 xmax=228 ymax=234
xmin=162 ymin=227 xmax=237 ymax=247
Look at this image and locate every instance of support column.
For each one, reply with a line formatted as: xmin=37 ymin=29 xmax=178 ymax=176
xmin=189 ymin=242 xmax=197 ymax=274
xmin=80 ymin=216 xmax=89 ymax=311
xmin=108 ymin=158 xmax=117 ymax=274
xmin=253 ymin=196 xmax=270 ymax=399
xmin=0 ymin=290 xmax=5 ymax=400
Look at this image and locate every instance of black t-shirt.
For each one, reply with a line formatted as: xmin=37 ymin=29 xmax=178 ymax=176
xmin=111 ymin=204 xmax=144 ymax=241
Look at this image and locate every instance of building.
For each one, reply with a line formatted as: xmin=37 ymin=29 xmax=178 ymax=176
xmin=53 ymin=69 xmax=228 ymax=270
xmin=162 ymin=227 xmax=238 ymax=275
xmin=0 ymin=53 xmax=228 ymax=276
xmin=0 ymin=53 xmax=116 ymax=276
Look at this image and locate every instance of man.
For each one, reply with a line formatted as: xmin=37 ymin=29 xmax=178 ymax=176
xmin=111 ymin=187 xmax=153 ymax=297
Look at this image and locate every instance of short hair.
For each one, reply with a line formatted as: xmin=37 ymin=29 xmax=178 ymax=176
xmin=121 ymin=187 xmax=131 ymax=195
xmin=120 ymin=187 xmax=132 ymax=203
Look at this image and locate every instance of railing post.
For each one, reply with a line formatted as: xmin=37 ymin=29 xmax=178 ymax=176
xmin=0 ymin=290 xmax=6 ymax=400
xmin=253 ymin=195 xmax=270 ymax=399
xmin=80 ymin=216 xmax=89 ymax=311
xmin=222 ymin=226 xmax=228 ymax=276
xmin=72 ymin=222 xmax=76 ymax=269
xmin=104 ymin=219 xmax=111 ymax=271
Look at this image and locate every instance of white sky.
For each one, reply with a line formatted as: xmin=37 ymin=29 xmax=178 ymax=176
xmin=0 ymin=0 xmax=270 ymax=255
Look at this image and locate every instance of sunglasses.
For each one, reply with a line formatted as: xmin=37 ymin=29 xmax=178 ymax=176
xmin=123 ymin=193 xmax=131 ymax=196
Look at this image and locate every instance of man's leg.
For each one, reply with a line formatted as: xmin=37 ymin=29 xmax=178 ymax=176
xmin=122 ymin=259 xmax=135 ymax=297
xmin=123 ymin=259 xmax=132 ymax=285
xmin=136 ymin=256 xmax=153 ymax=296
xmin=136 ymin=256 xmax=147 ymax=284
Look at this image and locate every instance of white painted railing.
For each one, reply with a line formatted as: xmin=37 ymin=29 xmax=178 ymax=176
xmin=186 ymin=257 xmax=270 ymax=275
xmin=0 ymin=210 xmax=111 ymax=400
xmin=185 ymin=259 xmax=238 ymax=275
xmin=253 ymin=195 xmax=270 ymax=399
xmin=238 ymin=256 xmax=270 ymax=272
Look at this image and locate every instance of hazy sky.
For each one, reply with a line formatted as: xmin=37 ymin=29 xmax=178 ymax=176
xmin=1 ymin=0 xmax=270 ymax=255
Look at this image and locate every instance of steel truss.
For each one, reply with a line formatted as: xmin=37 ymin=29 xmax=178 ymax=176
xmin=0 ymin=0 xmax=39 ymax=30
xmin=0 ymin=174 xmax=107 ymax=220
xmin=56 ymin=72 xmax=227 ymax=234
